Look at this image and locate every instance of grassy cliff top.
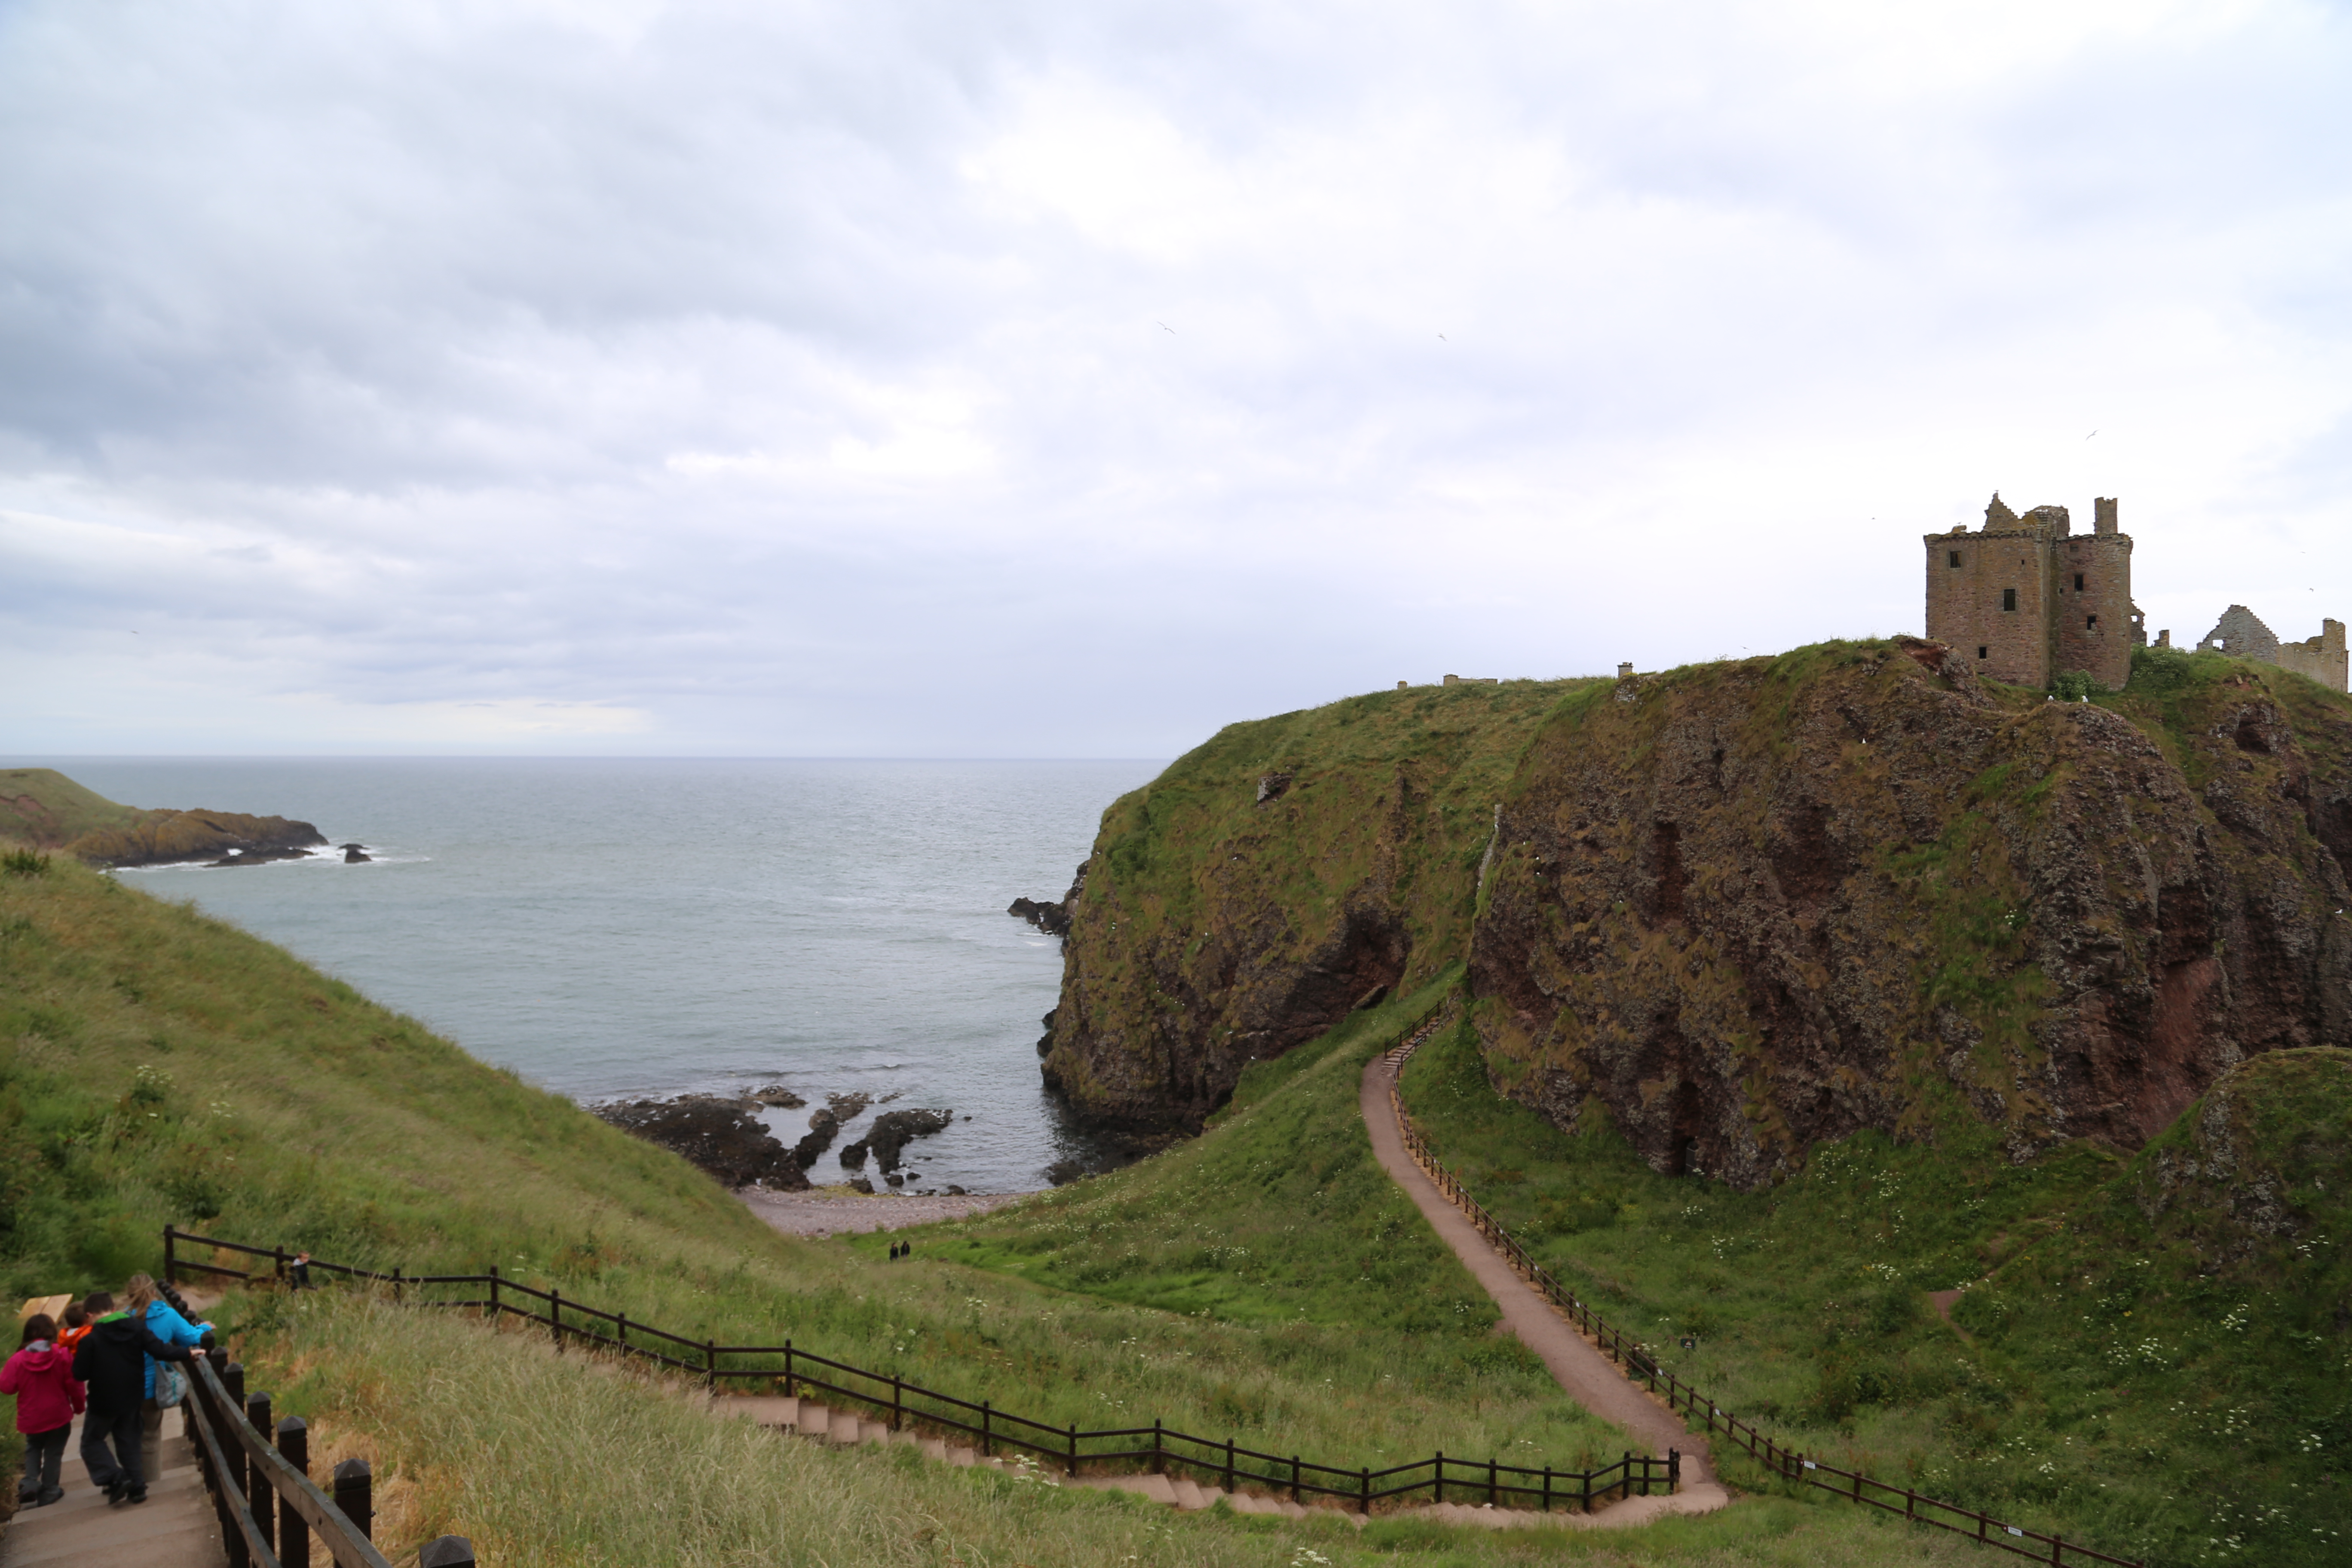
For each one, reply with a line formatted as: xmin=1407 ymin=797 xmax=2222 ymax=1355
xmin=0 ymin=767 xmax=153 ymax=849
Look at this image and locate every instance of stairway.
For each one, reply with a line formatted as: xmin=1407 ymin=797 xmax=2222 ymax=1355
xmin=0 ymin=1411 xmax=227 ymax=1568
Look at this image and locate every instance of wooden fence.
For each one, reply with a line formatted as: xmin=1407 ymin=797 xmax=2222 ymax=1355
xmin=181 ymin=1347 xmax=401 ymax=1568
xmin=1382 ymin=1031 xmax=2142 ymax=1568
xmin=165 ymin=1225 xmax=1677 ymax=1516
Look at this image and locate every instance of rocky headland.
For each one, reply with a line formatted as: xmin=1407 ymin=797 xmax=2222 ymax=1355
xmin=2 ymin=766 xmax=331 ymax=869
xmin=1035 ymin=642 xmax=2352 ymax=1185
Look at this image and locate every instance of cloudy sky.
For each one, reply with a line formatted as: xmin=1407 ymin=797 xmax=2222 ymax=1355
xmin=3 ymin=0 xmax=2347 ymax=756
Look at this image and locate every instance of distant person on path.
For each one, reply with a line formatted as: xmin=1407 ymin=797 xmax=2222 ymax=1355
xmin=70 ymin=1289 xmax=203 ymax=1506
xmin=124 ymin=1273 xmax=213 ymax=1484
xmin=290 ymin=1251 xmax=313 ymax=1289
xmin=3 ymin=1312 xmax=84 ymax=1508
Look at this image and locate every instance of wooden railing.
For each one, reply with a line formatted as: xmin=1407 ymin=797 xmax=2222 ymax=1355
xmin=167 ymin=1225 xmax=1677 ymax=1516
xmin=181 ymin=1349 xmax=405 ymax=1568
xmin=1381 ymin=1032 xmax=2143 ymax=1567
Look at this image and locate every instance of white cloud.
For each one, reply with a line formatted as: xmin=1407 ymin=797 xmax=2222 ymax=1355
xmin=1 ymin=0 xmax=2347 ymax=754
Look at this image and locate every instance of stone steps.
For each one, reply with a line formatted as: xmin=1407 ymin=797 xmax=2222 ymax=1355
xmin=0 ymin=1415 xmax=225 ymax=1568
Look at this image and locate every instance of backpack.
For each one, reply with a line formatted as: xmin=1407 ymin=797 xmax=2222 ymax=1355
xmin=154 ymin=1358 xmax=188 ymax=1408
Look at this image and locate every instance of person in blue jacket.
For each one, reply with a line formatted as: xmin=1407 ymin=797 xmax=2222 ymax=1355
xmin=122 ymin=1274 xmax=214 ymax=1484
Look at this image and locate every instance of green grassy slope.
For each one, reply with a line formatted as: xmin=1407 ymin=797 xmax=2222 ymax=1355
xmin=937 ymin=974 xmax=1631 ymax=1470
xmin=248 ymin=1290 xmax=1991 ymax=1568
xmin=0 ymin=766 xmax=152 ymax=849
xmin=0 ymin=832 xmax=1981 ymax=1564
xmin=0 ymin=854 xmax=1598 ymax=1473
xmin=1401 ymin=1014 xmax=2352 ymax=1567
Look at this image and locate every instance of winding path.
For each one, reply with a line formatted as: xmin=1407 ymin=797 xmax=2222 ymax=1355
xmin=1360 ymin=1041 xmax=1728 ymax=1508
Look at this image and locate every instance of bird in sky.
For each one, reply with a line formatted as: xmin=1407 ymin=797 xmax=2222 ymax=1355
xmin=1156 ymin=321 xmax=1175 ymax=333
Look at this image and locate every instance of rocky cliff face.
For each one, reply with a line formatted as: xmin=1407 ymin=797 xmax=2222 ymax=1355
xmin=1470 ymin=640 xmax=2352 ymax=1188
xmin=1046 ymin=641 xmax=2352 ymax=1178
xmin=1038 ymin=679 xmax=1591 ymax=1129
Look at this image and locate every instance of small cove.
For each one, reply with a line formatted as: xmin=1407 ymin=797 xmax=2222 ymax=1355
xmin=25 ymin=756 xmax=1164 ymax=1193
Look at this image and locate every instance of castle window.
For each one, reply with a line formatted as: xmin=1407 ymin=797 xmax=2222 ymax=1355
xmin=2003 ymin=588 xmax=2018 ymax=612
xmin=2087 ymin=614 xmax=2098 ymax=629
xmin=2074 ymin=573 xmax=2085 ymax=591
xmin=1948 ymin=551 xmax=1963 ymax=568
xmin=1977 ymin=646 xmax=1988 ymax=659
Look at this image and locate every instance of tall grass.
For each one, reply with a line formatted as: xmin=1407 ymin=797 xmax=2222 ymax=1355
xmin=239 ymin=1290 xmax=1983 ymax=1567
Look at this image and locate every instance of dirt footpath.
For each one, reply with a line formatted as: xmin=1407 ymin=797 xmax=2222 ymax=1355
xmin=1360 ymin=1051 xmax=1726 ymax=1498
xmin=739 ymin=1186 xmax=1038 ymax=1237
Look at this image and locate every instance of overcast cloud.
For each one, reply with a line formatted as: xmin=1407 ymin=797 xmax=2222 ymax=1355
xmin=3 ymin=0 xmax=2348 ymax=755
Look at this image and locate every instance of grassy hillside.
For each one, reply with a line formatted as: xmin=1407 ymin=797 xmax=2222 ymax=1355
xmin=1 ymin=826 xmax=1986 ymax=1564
xmin=1400 ymin=1015 xmax=2352 ymax=1567
xmin=0 ymin=854 xmax=1611 ymax=1467
xmin=0 ymin=766 xmax=152 ymax=849
xmin=245 ymin=1291 xmax=1991 ymax=1568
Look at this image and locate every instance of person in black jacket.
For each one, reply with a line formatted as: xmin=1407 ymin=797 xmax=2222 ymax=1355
xmin=69 ymin=1290 xmax=204 ymax=1506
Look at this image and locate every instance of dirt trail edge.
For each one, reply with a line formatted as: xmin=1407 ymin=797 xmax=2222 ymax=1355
xmin=1360 ymin=1050 xmax=1727 ymax=1500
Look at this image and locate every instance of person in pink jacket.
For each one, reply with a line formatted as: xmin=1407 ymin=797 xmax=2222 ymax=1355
xmin=3 ymin=1312 xmax=87 ymax=1508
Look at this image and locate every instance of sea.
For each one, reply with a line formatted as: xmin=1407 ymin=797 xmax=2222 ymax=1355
xmin=28 ymin=757 xmax=1166 ymax=1194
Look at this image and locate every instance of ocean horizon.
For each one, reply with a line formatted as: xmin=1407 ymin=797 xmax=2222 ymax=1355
xmin=13 ymin=756 xmax=1168 ymax=1194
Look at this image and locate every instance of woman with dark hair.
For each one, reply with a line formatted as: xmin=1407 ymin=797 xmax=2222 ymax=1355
xmin=2 ymin=1312 xmax=84 ymax=1507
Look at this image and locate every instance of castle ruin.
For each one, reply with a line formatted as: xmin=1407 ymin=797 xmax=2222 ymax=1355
xmin=2198 ymin=606 xmax=2348 ymax=693
xmin=1924 ymin=494 xmax=2142 ymax=690
xmin=1923 ymin=493 xmax=2347 ymax=693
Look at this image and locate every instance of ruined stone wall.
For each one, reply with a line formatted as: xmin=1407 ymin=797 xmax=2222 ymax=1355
xmin=2275 ymin=618 xmax=2349 ymax=694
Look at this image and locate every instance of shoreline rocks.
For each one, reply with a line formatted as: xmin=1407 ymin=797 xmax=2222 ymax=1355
xmin=593 ymin=1095 xmax=812 ymax=1190
xmin=839 ymin=1107 xmax=953 ymax=1173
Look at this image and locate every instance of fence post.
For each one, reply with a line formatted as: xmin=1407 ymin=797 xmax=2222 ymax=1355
xmin=1290 ymin=1455 xmax=1301 ymax=1504
xmin=982 ymin=1401 xmax=992 ymax=1459
xmin=1622 ymin=1452 xmax=1632 ymax=1503
xmin=618 ymin=1310 xmax=628 ymax=1353
xmin=1541 ymin=1464 xmax=1552 ymax=1512
xmin=245 ymin=1391 xmax=275 ymax=1559
xmin=784 ymin=1340 xmax=793 ymax=1397
xmin=420 ymin=1536 xmax=478 ymax=1567
xmin=893 ymin=1375 xmax=903 ymax=1430
xmin=277 ymin=1415 xmax=310 ymax=1568
xmin=1360 ymin=1467 xmax=1370 ymax=1515
xmin=1225 ymin=1436 xmax=1235 ymax=1494
xmin=164 ymin=1225 xmax=178 ymax=1285
xmin=393 ymin=1265 xmax=403 ymax=1303
xmin=1669 ymin=1449 xmax=1681 ymax=1491
xmin=1152 ymin=1419 xmax=1163 ymax=1476
xmin=333 ymin=1457 xmax=374 ymax=1540
xmin=707 ymin=1340 xmax=718 ymax=1394
xmin=550 ymin=1286 xmax=562 ymax=1349
xmin=489 ymin=1263 xmax=500 ymax=1317
xmin=224 ymin=1360 xmax=246 ymax=1409
xmin=1068 ymin=1422 xmax=1078 ymax=1479
xmin=1434 ymin=1450 xmax=1444 ymax=1504
xmin=1488 ymin=1455 xmax=1497 ymax=1506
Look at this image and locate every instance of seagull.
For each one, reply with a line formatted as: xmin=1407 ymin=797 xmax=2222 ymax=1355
xmin=1156 ymin=321 xmax=1175 ymax=333
xmin=1438 ymin=333 xmax=1447 ymax=340
xmin=2086 ymin=430 xmax=2098 ymax=440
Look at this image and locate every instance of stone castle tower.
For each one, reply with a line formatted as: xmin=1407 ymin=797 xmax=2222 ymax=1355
xmin=1923 ymin=494 xmax=2144 ymax=690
